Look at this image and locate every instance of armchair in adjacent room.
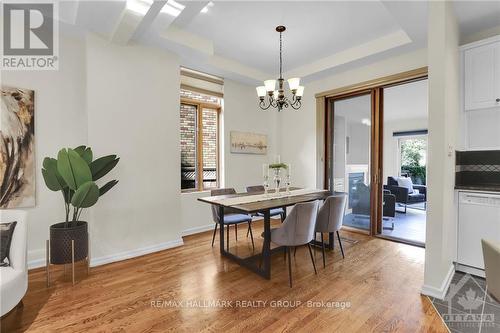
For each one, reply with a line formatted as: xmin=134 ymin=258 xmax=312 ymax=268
xmin=384 ymin=176 xmax=426 ymax=213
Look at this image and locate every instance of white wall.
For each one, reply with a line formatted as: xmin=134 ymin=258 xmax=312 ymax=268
xmin=278 ymin=48 xmax=427 ymax=189
xmin=422 ymin=1 xmax=460 ymax=299
xmin=223 ymin=80 xmax=278 ymax=192
xmin=85 ymin=34 xmax=184 ymax=262
xmin=383 ymin=118 xmax=428 ymax=182
xmin=2 ymin=33 xmax=188 ymax=267
xmin=1 ymin=36 xmax=87 ymax=265
xmin=180 ymin=79 xmax=278 ymax=234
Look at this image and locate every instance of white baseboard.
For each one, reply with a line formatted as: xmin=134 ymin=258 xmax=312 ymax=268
xmin=455 ymin=263 xmax=485 ymax=278
xmin=181 ymin=224 xmax=214 ymax=237
xmin=28 ymin=258 xmax=46 ymax=270
xmin=28 ymin=249 xmax=46 ymax=269
xmin=28 ymin=238 xmax=184 ymax=269
xmin=421 ymin=263 xmax=455 ymax=300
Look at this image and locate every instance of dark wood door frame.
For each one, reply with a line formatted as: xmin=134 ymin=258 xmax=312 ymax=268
xmin=319 ymin=67 xmax=428 ymax=236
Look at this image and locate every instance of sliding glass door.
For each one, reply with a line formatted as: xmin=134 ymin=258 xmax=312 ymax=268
xmin=328 ymin=93 xmax=374 ymax=232
xmin=322 ymin=71 xmax=427 ymax=242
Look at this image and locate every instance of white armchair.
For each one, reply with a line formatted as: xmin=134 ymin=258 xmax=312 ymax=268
xmin=0 ymin=210 xmax=28 ymax=316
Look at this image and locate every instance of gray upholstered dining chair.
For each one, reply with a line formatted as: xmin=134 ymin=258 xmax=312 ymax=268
xmin=210 ymin=188 xmax=254 ymax=250
xmin=246 ymin=185 xmax=286 ymax=221
xmin=315 ymin=194 xmax=347 ymax=268
xmin=268 ymin=200 xmax=319 ymax=287
xmin=482 ymin=239 xmax=500 ymax=302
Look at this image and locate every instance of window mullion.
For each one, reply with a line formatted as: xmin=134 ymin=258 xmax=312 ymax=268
xmin=197 ymin=105 xmax=204 ymax=191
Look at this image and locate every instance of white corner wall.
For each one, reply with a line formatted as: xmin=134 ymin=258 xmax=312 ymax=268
xmin=422 ymin=1 xmax=460 ymax=299
xmin=0 ymin=36 xmax=88 ymax=265
xmin=85 ymin=34 xmax=184 ymax=262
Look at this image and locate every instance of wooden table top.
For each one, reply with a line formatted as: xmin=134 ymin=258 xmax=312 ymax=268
xmin=198 ymin=189 xmax=334 ymax=213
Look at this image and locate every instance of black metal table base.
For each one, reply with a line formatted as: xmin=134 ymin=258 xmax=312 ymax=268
xmin=218 ymin=205 xmax=336 ymax=279
xmin=220 ymin=207 xmax=289 ymax=279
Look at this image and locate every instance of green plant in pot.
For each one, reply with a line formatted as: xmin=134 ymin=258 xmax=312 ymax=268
xmin=42 ymin=146 xmax=119 ymax=265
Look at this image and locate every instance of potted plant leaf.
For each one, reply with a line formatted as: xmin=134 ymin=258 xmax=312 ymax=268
xmin=41 ymin=146 xmax=119 ymax=265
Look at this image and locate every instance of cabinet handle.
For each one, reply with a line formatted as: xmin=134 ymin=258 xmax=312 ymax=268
xmin=496 ymin=98 xmax=500 ymax=103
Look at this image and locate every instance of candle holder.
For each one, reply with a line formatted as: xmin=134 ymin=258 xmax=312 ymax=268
xmin=273 ymin=167 xmax=282 ymax=197
xmin=263 ymin=175 xmax=270 ymax=196
xmin=285 ymin=174 xmax=291 ymax=195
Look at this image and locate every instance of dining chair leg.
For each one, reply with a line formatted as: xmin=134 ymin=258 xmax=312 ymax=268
xmin=294 ymin=246 xmax=297 ymax=257
xmin=307 ymin=244 xmax=317 ymax=275
xmin=283 ymin=246 xmax=287 ymax=262
xmin=321 ymin=232 xmax=326 ymax=268
xmin=337 ymin=231 xmax=345 ymax=259
xmin=246 ymin=223 xmax=250 ymax=237
xmin=235 ymin=224 xmax=238 ymax=241
xmin=211 ymin=223 xmax=218 ymax=247
xmin=314 ymin=232 xmax=317 ymax=261
xmin=226 ymin=225 xmax=229 ymax=252
xmin=287 ymin=247 xmax=293 ymax=288
xmin=247 ymin=221 xmax=255 ymax=250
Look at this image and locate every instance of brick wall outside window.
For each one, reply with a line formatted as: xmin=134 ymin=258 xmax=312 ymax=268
xmin=180 ymin=89 xmax=220 ymax=190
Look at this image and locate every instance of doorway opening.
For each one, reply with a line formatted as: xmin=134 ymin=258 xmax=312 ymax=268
xmin=381 ymin=80 xmax=428 ymax=246
xmin=322 ymin=68 xmax=428 ymax=246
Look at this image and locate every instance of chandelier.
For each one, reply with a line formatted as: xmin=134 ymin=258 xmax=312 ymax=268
xmin=256 ymin=26 xmax=304 ymax=112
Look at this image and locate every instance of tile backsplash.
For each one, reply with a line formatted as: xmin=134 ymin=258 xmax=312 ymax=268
xmin=456 ymin=150 xmax=500 ymax=186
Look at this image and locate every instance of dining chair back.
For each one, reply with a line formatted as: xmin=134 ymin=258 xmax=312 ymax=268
xmin=315 ymin=193 xmax=347 ymax=267
xmin=316 ymin=194 xmax=347 ymax=233
xmin=271 ymin=200 xmax=319 ymax=247
xmin=210 ymin=188 xmax=237 ymax=222
xmin=246 ymin=185 xmax=264 ymax=193
xmin=209 ymin=188 xmax=254 ymax=250
xmin=269 ymin=200 xmax=319 ymax=287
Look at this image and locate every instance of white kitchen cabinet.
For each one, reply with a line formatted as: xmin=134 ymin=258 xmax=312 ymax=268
xmin=464 ymin=39 xmax=500 ymax=111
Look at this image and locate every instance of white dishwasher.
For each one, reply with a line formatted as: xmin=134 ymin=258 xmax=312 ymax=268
xmin=457 ymin=191 xmax=500 ymax=276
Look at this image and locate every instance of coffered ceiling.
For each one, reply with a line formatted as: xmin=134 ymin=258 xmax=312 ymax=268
xmin=58 ymin=0 xmax=500 ymax=85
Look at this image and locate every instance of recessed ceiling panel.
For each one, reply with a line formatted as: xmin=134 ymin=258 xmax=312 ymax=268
xmin=181 ymin=1 xmax=402 ymax=74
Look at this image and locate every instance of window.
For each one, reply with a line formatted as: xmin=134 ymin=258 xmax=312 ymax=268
xmin=397 ymin=136 xmax=427 ymax=185
xmin=180 ymin=69 xmax=223 ymax=192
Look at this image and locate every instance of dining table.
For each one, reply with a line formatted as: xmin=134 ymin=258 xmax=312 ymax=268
xmin=198 ymin=188 xmax=336 ymax=279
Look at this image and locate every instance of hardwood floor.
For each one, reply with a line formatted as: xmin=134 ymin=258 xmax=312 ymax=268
xmin=1 ymin=219 xmax=447 ymax=332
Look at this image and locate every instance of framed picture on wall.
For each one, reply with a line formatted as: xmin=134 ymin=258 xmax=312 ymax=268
xmin=230 ymin=131 xmax=267 ymax=155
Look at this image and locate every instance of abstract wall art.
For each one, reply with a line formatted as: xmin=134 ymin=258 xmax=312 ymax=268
xmin=0 ymin=86 xmax=35 ymax=208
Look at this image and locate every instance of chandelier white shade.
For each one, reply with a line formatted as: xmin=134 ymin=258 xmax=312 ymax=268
xmin=257 ymin=26 xmax=303 ymax=112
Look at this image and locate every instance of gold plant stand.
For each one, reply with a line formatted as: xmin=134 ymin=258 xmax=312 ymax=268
xmin=46 ymin=234 xmax=90 ymax=287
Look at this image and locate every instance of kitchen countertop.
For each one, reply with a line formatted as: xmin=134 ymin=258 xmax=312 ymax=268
xmin=455 ymin=185 xmax=500 ymax=192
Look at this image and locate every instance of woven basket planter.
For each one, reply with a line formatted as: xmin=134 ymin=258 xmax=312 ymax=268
xmin=49 ymin=222 xmax=88 ymax=265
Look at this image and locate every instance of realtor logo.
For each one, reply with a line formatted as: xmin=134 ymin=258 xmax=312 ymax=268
xmin=1 ymin=1 xmax=59 ymax=70
xmin=440 ymin=273 xmax=495 ymax=330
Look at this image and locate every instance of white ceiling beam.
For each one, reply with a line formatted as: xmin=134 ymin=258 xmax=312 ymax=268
xmin=172 ymin=1 xmax=209 ymax=28
xmin=111 ymin=1 xmax=168 ymax=45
